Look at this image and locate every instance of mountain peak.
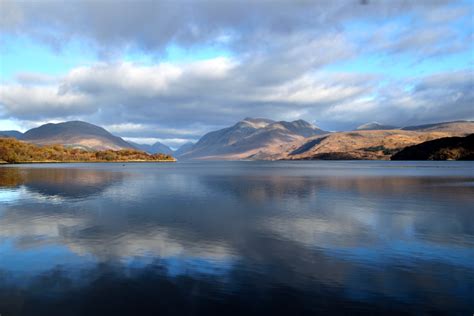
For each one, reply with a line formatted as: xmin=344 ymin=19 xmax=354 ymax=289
xmin=241 ymin=117 xmax=275 ymax=128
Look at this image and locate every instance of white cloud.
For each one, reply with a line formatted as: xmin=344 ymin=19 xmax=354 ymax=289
xmin=0 ymin=84 xmax=94 ymax=119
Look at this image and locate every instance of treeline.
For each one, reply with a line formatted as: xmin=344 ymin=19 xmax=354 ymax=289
xmin=0 ymin=138 xmax=175 ymax=163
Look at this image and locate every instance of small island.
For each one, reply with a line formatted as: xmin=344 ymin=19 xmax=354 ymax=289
xmin=0 ymin=138 xmax=176 ymax=164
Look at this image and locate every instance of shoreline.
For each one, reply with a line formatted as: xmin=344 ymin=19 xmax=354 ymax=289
xmin=0 ymin=159 xmax=176 ymax=165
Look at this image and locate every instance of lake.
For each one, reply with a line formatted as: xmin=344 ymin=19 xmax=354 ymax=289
xmin=0 ymin=161 xmax=473 ymax=315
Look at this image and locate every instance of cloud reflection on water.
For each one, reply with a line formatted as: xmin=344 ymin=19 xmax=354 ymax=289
xmin=0 ymin=162 xmax=473 ymax=314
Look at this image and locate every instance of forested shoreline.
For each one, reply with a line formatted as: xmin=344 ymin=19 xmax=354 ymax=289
xmin=0 ymin=138 xmax=175 ymax=163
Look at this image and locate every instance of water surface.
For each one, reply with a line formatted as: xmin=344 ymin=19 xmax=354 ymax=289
xmin=0 ymin=161 xmax=473 ymax=315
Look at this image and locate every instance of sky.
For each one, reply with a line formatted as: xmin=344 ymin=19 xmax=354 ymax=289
xmin=0 ymin=0 xmax=473 ymax=147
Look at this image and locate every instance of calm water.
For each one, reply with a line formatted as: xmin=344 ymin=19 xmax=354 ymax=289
xmin=0 ymin=161 xmax=473 ymax=315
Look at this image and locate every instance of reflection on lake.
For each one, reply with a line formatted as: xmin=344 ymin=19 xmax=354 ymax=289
xmin=0 ymin=161 xmax=473 ymax=315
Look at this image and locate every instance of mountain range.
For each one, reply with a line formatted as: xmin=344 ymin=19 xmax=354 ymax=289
xmin=1 ymin=119 xmax=473 ymax=160
xmin=175 ymin=118 xmax=473 ymax=160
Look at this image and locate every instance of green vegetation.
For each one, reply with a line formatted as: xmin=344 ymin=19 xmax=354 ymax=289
xmin=0 ymin=137 xmax=175 ymax=163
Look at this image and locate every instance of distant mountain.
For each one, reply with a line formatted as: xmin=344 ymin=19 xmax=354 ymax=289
xmin=356 ymin=122 xmax=397 ymax=131
xmin=0 ymin=130 xmax=23 ymax=139
xmin=22 ymin=121 xmax=133 ymax=151
xmin=174 ymin=142 xmax=195 ymax=157
xmin=391 ymin=134 xmax=474 ymax=160
xmin=401 ymin=121 xmax=474 ymax=133
xmin=179 ymin=117 xmax=327 ymax=160
xmin=129 ymin=141 xmax=174 ymax=155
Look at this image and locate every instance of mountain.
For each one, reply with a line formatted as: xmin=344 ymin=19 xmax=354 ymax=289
xmin=0 ymin=130 xmax=23 ymax=139
xmin=174 ymin=142 xmax=195 ymax=157
xmin=356 ymin=122 xmax=397 ymax=131
xmin=401 ymin=121 xmax=473 ymax=133
xmin=391 ymin=134 xmax=474 ymax=160
xmin=128 ymin=141 xmax=174 ymax=155
xmin=22 ymin=121 xmax=133 ymax=151
xmin=179 ymin=118 xmax=327 ymax=160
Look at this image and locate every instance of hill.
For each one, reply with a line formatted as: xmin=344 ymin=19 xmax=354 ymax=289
xmin=22 ymin=121 xmax=133 ymax=150
xmin=179 ymin=118 xmax=327 ymax=160
xmin=391 ymin=134 xmax=474 ymax=160
xmin=0 ymin=137 xmax=175 ymax=163
xmin=279 ymin=130 xmax=461 ymax=160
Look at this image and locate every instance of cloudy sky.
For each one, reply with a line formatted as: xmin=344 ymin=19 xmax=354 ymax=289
xmin=0 ymin=0 xmax=473 ymax=147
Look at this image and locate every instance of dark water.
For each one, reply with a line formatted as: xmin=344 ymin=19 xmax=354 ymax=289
xmin=0 ymin=161 xmax=473 ymax=315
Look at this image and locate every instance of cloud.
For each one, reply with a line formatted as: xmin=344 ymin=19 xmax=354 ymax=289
xmin=1 ymin=0 xmax=467 ymax=56
xmin=0 ymin=84 xmax=95 ymax=119
xmin=322 ymin=69 xmax=474 ymax=128
xmin=14 ymin=72 xmax=57 ymax=85
xmin=2 ymin=57 xmax=472 ymax=139
xmin=0 ymin=55 xmax=376 ymax=136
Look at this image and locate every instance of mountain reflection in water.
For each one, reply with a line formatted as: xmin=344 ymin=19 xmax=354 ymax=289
xmin=0 ymin=161 xmax=473 ymax=315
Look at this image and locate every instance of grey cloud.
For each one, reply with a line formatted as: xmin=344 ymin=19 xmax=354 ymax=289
xmin=1 ymin=0 xmax=463 ymax=56
xmin=320 ymin=69 xmax=474 ymax=129
xmin=0 ymin=53 xmax=377 ymax=139
xmin=372 ymin=25 xmax=469 ymax=58
xmin=2 ymin=59 xmax=472 ymax=140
